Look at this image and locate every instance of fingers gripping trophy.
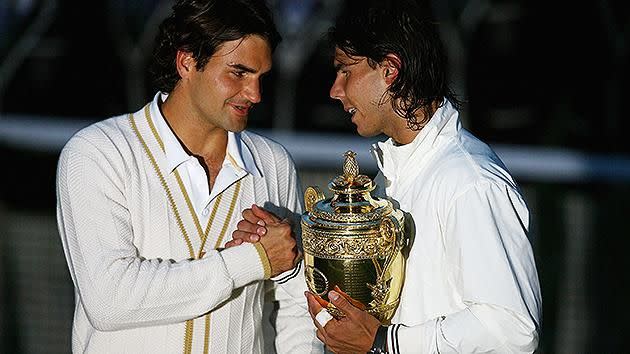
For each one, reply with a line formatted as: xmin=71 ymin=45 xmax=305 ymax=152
xmin=302 ymin=151 xmax=407 ymax=324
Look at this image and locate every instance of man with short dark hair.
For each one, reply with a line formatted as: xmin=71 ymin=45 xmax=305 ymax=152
xmin=56 ymin=1 xmax=320 ymax=352
xmin=234 ymin=0 xmax=541 ymax=353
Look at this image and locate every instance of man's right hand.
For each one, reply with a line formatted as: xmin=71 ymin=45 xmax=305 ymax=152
xmin=259 ymin=218 xmax=300 ymax=277
xmin=228 ymin=205 xmax=300 ymax=277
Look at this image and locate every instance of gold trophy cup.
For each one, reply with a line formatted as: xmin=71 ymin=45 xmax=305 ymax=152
xmin=302 ymin=151 xmax=406 ymax=324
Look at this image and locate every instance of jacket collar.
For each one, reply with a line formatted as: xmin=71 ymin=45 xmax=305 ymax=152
xmin=371 ymin=100 xmax=460 ymax=182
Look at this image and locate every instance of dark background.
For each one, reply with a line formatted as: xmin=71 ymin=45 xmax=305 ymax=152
xmin=1 ymin=0 xmax=629 ymax=353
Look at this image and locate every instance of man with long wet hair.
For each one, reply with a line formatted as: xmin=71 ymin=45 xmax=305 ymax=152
xmin=234 ymin=0 xmax=541 ymax=353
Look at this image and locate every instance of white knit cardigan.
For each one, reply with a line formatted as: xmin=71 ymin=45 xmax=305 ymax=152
xmin=56 ymin=102 xmax=321 ymax=353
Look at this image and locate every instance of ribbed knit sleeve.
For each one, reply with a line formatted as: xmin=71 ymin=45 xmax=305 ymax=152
xmin=56 ymin=136 xmax=265 ymax=331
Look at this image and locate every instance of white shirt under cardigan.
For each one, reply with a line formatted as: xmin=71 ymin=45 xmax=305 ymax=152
xmin=56 ymin=93 xmax=321 ymax=353
xmin=372 ymin=101 xmax=541 ymax=353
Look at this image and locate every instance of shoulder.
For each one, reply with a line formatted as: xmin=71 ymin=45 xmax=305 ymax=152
xmin=64 ymin=114 xmax=131 ymax=148
xmin=60 ymin=113 xmax=135 ymax=164
xmin=424 ymin=130 xmax=523 ymax=210
xmin=428 ymin=135 xmax=530 ymax=227
xmin=240 ymin=130 xmax=294 ymax=164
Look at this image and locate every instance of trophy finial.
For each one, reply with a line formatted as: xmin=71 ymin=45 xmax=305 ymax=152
xmin=343 ymin=150 xmax=359 ymax=181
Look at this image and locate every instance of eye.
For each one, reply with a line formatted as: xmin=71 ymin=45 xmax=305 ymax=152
xmin=335 ymin=69 xmax=348 ymax=78
xmin=232 ymin=70 xmax=246 ymax=78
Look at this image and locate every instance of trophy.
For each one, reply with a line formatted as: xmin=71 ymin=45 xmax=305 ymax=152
xmin=302 ymin=151 xmax=406 ymax=324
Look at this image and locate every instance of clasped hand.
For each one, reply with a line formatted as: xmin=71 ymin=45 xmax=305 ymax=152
xmin=227 ymin=204 xmax=300 ymax=277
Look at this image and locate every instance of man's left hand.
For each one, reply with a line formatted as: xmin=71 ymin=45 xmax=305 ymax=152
xmin=305 ymin=290 xmax=381 ymax=354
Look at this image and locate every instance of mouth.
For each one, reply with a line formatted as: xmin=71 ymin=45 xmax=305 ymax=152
xmin=347 ymin=107 xmax=357 ymax=118
xmin=230 ymin=103 xmax=251 ymax=116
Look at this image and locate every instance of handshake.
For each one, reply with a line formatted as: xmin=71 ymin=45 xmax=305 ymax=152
xmin=226 ymin=204 xmax=302 ymax=277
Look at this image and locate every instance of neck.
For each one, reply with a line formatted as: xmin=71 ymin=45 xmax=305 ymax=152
xmin=385 ymin=111 xmax=421 ymax=145
xmin=159 ymin=91 xmax=228 ymax=160
xmin=390 ymin=127 xmax=420 ymax=146
xmin=387 ymin=100 xmax=440 ymax=145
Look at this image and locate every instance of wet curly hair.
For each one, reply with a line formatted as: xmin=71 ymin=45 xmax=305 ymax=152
xmin=329 ymin=0 xmax=460 ymax=130
xmin=150 ymin=0 xmax=281 ymax=93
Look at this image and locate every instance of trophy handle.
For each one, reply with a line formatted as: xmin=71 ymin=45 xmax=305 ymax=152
xmin=377 ymin=214 xmax=404 ymax=277
xmin=304 ymin=186 xmax=325 ymax=213
xmin=367 ymin=214 xmax=404 ymax=313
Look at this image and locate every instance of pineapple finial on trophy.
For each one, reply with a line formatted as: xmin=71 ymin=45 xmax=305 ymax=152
xmin=343 ymin=150 xmax=359 ymax=182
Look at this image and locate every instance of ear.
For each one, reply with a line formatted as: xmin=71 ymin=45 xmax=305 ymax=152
xmin=381 ymin=53 xmax=401 ymax=85
xmin=175 ymin=50 xmax=196 ymax=80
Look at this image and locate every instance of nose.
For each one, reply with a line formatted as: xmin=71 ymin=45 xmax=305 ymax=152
xmin=329 ymin=75 xmax=345 ymax=101
xmin=243 ymin=78 xmax=262 ymax=104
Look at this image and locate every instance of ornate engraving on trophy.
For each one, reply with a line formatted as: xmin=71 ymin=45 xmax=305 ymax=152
xmin=305 ymin=265 xmax=329 ymax=296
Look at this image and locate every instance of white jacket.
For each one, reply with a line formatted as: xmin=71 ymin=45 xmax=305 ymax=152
xmin=372 ymin=101 xmax=541 ymax=353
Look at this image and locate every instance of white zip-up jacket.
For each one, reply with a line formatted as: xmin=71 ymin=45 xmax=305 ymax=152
xmin=372 ymin=101 xmax=541 ymax=353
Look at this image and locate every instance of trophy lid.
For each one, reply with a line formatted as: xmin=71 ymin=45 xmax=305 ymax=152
xmin=304 ymin=151 xmax=392 ymax=225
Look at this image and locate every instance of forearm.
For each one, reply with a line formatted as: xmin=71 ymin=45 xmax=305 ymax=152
xmin=389 ymin=304 xmax=538 ymax=353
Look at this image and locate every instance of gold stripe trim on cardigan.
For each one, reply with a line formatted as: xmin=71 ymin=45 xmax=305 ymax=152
xmin=184 ymin=320 xmax=194 ymax=354
xmin=203 ymin=313 xmax=211 ymax=354
xmin=135 ymin=104 xmax=244 ymax=354
xmin=144 ymin=105 xmax=210 ymax=242
xmin=214 ymin=180 xmax=241 ymax=249
xmin=199 ymin=193 xmax=222 ymax=258
xmin=129 ymin=112 xmax=196 ymax=257
xmin=131 ymin=111 xmax=198 ymax=353
xmin=253 ymin=243 xmax=272 ymax=279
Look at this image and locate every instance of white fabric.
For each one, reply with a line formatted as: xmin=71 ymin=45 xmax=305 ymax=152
xmin=56 ymin=94 xmax=321 ymax=353
xmin=371 ymin=101 xmax=541 ymax=353
xmin=315 ymin=309 xmax=333 ymax=328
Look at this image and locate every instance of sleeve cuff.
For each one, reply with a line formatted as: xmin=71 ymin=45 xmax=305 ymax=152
xmin=387 ymin=317 xmax=444 ymax=354
xmin=387 ymin=323 xmax=420 ymax=354
xmin=387 ymin=324 xmax=401 ymax=354
xmin=270 ymin=259 xmax=302 ymax=284
xmin=253 ymin=242 xmax=272 ymax=279
xmin=220 ymin=243 xmax=267 ymax=288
